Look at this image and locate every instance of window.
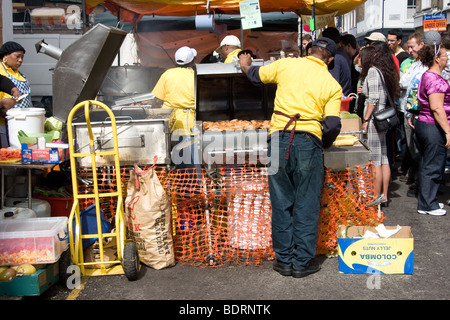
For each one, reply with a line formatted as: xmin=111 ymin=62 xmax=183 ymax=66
xmin=407 ymin=0 xmax=417 ymax=19
xmin=421 ymin=0 xmax=431 ymax=10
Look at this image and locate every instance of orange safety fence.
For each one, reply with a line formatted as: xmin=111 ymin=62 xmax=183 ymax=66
xmin=76 ymin=163 xmax=384 ymax=267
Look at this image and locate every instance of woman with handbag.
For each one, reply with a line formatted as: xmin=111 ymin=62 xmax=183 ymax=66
xmin=360 ymin=45 xmax=400 ymax=207
xmin=414 ymin=31 xmax=450 ymax=216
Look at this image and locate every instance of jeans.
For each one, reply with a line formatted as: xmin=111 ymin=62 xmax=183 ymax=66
xmin=171 ymin=134 xmax=203 ymax=201
xmin=414 ymin=120 xmax=447 ymax=211
xmin=268 ymin=132 xmax=323 ymax=270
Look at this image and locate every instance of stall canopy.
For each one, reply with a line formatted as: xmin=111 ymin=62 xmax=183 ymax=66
xmin=86 ymin=0 xmax=366 ymax=23
xmin=87 ymin=0 xmax=366 ymax=71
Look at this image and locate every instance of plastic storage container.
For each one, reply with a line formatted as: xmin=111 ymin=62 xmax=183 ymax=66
xmin=0 ymin=207 xmax=37 ymax=220
xmin=5 ymin=197 xmax=51 ymax=217
xmin=0 ymin=217 xmax=68 ymax=266
xmin=5 ymin=108 xmax=45 ymax=149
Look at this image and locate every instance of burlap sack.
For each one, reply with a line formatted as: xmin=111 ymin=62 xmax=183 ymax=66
xmin=125 ymin=164 xmax=175 ymax=269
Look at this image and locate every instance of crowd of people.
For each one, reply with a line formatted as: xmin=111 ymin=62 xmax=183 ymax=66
xmin=351 ymin=29 xmax=450 ymax=216
xmin=302 ymin=27 xmax=450 ymax=217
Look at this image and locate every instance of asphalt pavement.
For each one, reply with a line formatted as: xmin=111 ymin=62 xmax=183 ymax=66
xmin=8 ymin=162 xmax=450 ymax=310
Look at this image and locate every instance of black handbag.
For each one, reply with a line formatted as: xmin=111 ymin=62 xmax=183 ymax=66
xmin=371 ymin=68 xmax=399 ymax=132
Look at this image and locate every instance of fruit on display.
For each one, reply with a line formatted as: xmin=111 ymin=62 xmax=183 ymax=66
xmin=340 ymin=111 xmax=360 ymax=119
xmin=0 ymin=267 xmax=16 ymax=281
xmin=333 ymin=135 xmax=358 ymax=146
xmin=0 ymin=237 xmax=55 ymax=265
xmin=16 ymin=264 xmax=37 ymax=275
xmin=0 ymin=148 xmax=21 ymax=160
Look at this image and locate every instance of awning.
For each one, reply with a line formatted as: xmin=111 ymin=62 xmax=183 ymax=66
xmin=86 ymin=0 xmax=366 ymax=23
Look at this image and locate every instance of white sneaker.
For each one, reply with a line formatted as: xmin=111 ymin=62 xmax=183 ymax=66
xmin=439 ymin=203 xmax=444 ymax=209
xmin=417 ymin=208 xmax=447 ymax=216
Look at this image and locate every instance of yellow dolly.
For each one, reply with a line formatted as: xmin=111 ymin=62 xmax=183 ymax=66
xmin=64 ymin=100 xmax=139 ymax=280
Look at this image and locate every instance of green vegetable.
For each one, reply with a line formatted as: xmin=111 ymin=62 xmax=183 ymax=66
xmin=18 ymin=130 xmax=28 ymax=137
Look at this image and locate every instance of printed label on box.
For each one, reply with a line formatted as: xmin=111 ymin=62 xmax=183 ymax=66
xmin=21 ymin=143 xmax=69 ymax=164
xmin=338 ymin=226 xmax=414 ymax=274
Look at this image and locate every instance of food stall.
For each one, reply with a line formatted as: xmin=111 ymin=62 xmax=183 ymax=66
xmin=1 ymin=3 xmax=379 ymax=287
xmin=36 ymin=21 xmax=379 ymax=268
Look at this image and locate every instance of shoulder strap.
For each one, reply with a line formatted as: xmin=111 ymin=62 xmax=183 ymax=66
xmin=374 ymin=67 xmax=395 ymax=109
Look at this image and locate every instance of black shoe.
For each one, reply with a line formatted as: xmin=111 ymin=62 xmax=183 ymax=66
xmin=380 ymin=201 xmax=389 ymax=208
xmin=272 ymin=260 xmax=292 ymax=276
xmin=292 ymin=262 xmax=321 ymax=278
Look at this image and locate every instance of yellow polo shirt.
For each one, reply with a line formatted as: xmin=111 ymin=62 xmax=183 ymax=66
xmin=152 ymin=67 xmax=195 ymax=135
xmin=258 ymin=56 xmax=342 ymax=139
xmin=224 ymin=49 xmax=241 ymax=63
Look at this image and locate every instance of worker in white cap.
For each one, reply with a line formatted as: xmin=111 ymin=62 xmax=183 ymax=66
xmin=152 ymin=46 xmax=200 ymax=169
xmin=216 ymin=35 xmax=241 ymax=63
xmin=153 ymin=46 xmax=197 ymax=136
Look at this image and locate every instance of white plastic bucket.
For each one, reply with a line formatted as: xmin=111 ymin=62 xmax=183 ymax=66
xmin=0 ymin=207 xmax=37 ymax=220
xmin=5 ymin=197 xmax=51 ymax=218
xmin=6 ymin=108 xmax=46 ymax=149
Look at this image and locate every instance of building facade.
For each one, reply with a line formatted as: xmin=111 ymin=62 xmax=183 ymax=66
xmin=341 ymin=0 xmax=450 ymax=44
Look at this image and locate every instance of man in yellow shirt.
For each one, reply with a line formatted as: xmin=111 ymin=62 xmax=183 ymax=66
xmin=239 ymin=37 xmax=342 ymax=278
xmin=215 ymin=35 xmax=241 ymax=63
xmin=152 ymin=46 xmax=199 ymax=169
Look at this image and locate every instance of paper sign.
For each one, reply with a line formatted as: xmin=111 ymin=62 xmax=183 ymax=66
xmin=301 ymin=11 xmax=338 ymax=31
xmin=423 ymin=14 xmax=447 ymax=32
xmin=239 ymin=0 xmax=262 ymax=30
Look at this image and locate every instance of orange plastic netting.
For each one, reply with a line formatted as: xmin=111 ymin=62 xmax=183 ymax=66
xmin=76 ymin=163 xmax=384 ymax=267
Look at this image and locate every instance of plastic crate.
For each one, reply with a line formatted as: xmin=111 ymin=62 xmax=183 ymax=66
xmin=0 ymin=217 xmax=68 ymax=266
xmin=0 ymin=262 xmax=59 ymax=296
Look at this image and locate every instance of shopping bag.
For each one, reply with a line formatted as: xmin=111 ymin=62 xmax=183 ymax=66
xmin=124 ymin=161 xmax=175 ymax=270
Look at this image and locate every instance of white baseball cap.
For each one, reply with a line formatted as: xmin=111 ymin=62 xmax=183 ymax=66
xmin=365 ymin=32 xmax=387 ymax=43
xmin=215 ymin=35 xmax=241 ymax=52
xmin=175 ymin=46 xmax=197 ymax=65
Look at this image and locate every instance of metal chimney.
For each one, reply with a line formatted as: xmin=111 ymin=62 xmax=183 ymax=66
xmin=35 ymin=40 xmax=63 ymax=60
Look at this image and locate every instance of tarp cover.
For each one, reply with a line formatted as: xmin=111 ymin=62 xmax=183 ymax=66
xmin=135 ymin=29 xmax=300 ymax=69
xmin=86 ymin=0 xmax=366 ymax=22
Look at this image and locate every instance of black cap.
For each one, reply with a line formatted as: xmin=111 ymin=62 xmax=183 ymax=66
xmin=311 ymin=37 xmax=337 ymax=56
xmin=0 ymin=41 xmax=26 ymax=58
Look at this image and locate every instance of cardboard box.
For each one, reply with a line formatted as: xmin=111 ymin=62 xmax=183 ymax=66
xmin=0 ymin=262 xmax=59 ymax=296
xmin=340 ymin=118 xmax=362 ymax=138
xmin=337 ymin=225 xmax=414 ymax=274
xmin=21 ymin=143 xmax=69 ymax=164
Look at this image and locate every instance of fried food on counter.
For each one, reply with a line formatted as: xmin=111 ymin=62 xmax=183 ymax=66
xmin=203 ymin=119 xmax=270 ymax=131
